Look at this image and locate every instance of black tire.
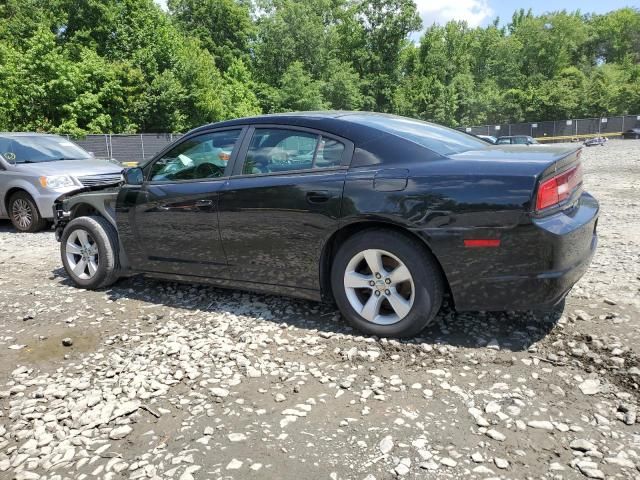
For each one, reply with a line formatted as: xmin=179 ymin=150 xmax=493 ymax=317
xmin=331 ymin=229 xmax=444 ymax=338
xmin=8 ymin=191 xmax=48 ymax=232
xmin=60 ymin=216 xmax=121 ymax=289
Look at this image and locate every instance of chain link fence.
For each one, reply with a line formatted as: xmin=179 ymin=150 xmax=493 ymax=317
xmin=463 ymin=114 xmax=640 ymax=141
xmin=63 ymin=133 xmax=184 ymax=163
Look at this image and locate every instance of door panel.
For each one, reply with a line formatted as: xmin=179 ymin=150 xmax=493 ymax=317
xmin=116 ymin=128 xmax=244 ymax=277
xmin=127 ymin=181 xmax=227 ymax=277
xmin=218 ymin=170 xmax=345 ymax=290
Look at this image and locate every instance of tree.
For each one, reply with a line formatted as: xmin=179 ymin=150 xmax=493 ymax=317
xmin=220 ymin=59 xmax=263 ymax=119
xmin=338 ymin=0 xmax=422 ymax=111
xmin=1 ymin=1 xmax=640 ymax=133
xmin=168 ymin=0 xmax=254 ymax=71
xmin=276 ymin=61 xmax=328 ymax=111
xmin=592 ymin=8 xmax=640 ymax=63
xmin=252 ymin=0 xmax=339 ymax=86
xmin=322 ymin=60 xmax=364 ymax=110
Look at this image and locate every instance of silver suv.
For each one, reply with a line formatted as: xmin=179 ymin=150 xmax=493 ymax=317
xmin=0 ymin=133 xmax=123 ymax=232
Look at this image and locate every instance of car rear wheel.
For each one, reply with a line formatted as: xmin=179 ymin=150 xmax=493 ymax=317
xmin=61 ymin=216 xmax=121 ymax=289
xmin=9 ymin=192 xmax=48 ymax=232
xmin=331 ymin=229 xmax=443 ymax=338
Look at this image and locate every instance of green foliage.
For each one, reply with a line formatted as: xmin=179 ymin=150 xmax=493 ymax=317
xmin=220 ymin=59 xmax=262 ymax=118
xmin=322 ymin=60 xmax=365 ymax=110
xmin=395 ymin=7 xmax=640 ymax=126
xmin=0 ymin=1 xmax=639 ymax=134
xmin=168 ymin=0 xmax=254 ymax=71
xmin=276 ymin=61 xmax=328 ymax=112
xmin=252 ymin=0 xmax=340 ymax=87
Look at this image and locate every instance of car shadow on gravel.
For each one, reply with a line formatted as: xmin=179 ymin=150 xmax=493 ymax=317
xmin=52 ymin=267 xmax=561 ymax=353
xmin=0 ymin=219 xmax=54 ymax=233
xmin=0 ymin=219 xmax=15 ymax=232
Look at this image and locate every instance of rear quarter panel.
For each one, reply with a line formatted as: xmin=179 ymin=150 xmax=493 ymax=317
xmin=342 ymin=157 xmax=541 ymax=308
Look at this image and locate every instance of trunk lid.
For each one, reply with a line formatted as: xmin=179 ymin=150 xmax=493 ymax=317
xmin=448 ymin=144 xmax=581 ymax=178
xmin=448 ymin=144 xmax=583 ymax=214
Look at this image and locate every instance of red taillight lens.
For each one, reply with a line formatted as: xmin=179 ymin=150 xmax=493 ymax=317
xmin=536 ymin=164 xmax=583 ymax=211
xmin=464 ymin=239 xmax=501 ymax=248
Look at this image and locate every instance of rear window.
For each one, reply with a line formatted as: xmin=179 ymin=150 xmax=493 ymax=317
xmin=342 ymin=114 xmax=488 ymax=155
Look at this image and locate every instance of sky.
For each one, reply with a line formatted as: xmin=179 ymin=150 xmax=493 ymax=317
xmin=415 ymin=0 xmax=639 ymax=30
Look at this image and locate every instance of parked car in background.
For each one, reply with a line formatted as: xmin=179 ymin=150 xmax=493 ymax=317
xmin=496 ymin=135 xmax=540 ymax=145
xmin=476 ymin=135 xmax=497 ymax=144
xmin=583 ymin=136 xmax=608 ymax=147
xmin=622 ymin=128 xmax=640 ymax=139
xmin=0 ymin=133 xmax=123 ymax=232
xmin=54 ymin=112 xmax=598 ymax=338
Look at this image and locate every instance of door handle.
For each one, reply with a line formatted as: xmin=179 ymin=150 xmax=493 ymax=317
xmin=306 ymin=190 xmax=330 ymax=204
xmin=195 ymin=199 xmax=214 ymax=207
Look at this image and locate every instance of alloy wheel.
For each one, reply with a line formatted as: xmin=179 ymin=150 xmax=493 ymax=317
xmin=66 ymin=229 xmax=99 ymax=280
xmin=11 ymin=199 xmax=33 ymax=230
xmin=343 ymin=248 xmax=415 ymax=325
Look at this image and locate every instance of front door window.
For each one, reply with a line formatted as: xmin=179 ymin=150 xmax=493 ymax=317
xmin=149 ymin=130 xmax=242 ymax=182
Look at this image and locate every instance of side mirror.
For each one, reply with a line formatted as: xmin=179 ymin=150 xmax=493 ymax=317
xmin=123 ymin=167 xmax=144 ymax=185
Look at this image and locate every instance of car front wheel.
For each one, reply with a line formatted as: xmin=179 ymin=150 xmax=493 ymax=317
xmin=9 ymin=192 xmax=48 ymax=232
xmin=60 ymin=216 xmax=121 ymax=289
xmin=331 ymin=229 xmax=444 ymax=338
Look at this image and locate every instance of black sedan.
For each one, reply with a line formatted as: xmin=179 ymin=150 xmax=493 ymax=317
xmin=496 ymin=135 xmax=540 ymax=145
xmin=54 ymin=112 xmax=599 ymax=338
xmin=623 ymin=128 xmax=640 ymax=139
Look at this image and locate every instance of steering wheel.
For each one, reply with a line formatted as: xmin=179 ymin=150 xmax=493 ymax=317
xmin=194 ymin=162 xmax=223 ymax=178
xmin=274 ymin=150 xmax=292 ymax=165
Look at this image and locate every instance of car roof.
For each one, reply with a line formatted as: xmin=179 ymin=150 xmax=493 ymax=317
xmin=189 ymin=111 xmax=416 ymax=144
xmin=0 ymin=132 xmax=62 ymax=137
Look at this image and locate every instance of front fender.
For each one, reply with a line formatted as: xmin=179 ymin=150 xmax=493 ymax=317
xmin=1 ymin=179 xmax=42 ymax=216
xmin=54 ymin=188 xmax=130 ymax=270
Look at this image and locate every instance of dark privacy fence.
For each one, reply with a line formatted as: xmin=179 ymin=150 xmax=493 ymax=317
xmin=462 ymin=114 xmax=640 ymax=140
xmin=66 ymin=114 xmax=640 ymax=162
xmin=63 ymin=133 xmax=184 ymax=163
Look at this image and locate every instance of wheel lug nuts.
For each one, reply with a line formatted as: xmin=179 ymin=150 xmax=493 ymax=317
xmin=374 ymin=291 xmax=381 ymax=297
xmin=385 ymin=289 xmax=390 ymax=295
xmin=369 ymin=280 xmax=375 ymax=287
xmin=385 ymin=278 xmax=391 ymax=284
xmin=375 ymin=273 xmax=381 ymax=279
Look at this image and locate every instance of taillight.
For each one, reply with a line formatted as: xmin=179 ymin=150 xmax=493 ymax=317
xmin=536 ymin=164 xmax=583 ymax=211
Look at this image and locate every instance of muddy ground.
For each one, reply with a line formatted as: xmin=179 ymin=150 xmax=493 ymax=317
xmin=0 ymin=140 xmax=639 ymax=480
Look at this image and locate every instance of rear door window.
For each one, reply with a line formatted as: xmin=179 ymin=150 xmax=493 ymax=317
xmin=241 ymin=129 xmax=344 ymax=175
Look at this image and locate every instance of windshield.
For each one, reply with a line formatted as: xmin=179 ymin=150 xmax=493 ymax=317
xmin=343 ymin=114 xmax=488 ymax=155
xmin=0 ymin=135 xmax=91 ymax=163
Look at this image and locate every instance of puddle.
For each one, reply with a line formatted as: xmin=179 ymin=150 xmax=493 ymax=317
xmin=16 ymin=330 xmax=99 ymax=364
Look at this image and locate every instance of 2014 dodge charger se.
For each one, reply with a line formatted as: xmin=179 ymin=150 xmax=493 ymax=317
xmin=53 ymin=112 xmax=599 ymax=337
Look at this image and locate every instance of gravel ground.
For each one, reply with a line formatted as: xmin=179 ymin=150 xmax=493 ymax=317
xmin=0 ymin=140 xmax=639 ymax=480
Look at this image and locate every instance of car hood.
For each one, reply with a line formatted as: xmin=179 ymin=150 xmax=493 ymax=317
xmin=447 ymin=144 xmax=581 ymax=177
xmin=13 ymin=159 xmax=123 ymax=177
